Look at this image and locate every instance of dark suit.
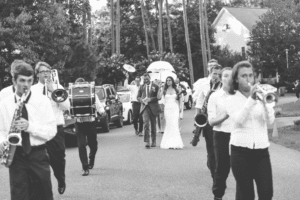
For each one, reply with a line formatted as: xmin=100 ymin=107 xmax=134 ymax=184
xmin=137 ymin=82 xmax=160 ymax=143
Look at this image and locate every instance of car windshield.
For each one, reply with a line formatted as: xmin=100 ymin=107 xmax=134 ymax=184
xmin=118 ymin=93 xmax=130 ymax=103
xmin=96 ymin=88 xmax=105 ymax=100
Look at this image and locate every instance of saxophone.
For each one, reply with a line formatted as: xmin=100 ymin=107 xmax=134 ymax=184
xmin=191 ymin=81 xmax=221 ymax=147
xmin=0 ymin=91 xmax=27 ymax=167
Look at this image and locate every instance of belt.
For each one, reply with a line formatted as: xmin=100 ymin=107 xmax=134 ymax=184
xmin=131 ymin=101 xmax=140 ymax=103
xmin=57 ymin=125 xmax=64 ymax=128
xmin=16 ymin=144 xmax=46 ymax=151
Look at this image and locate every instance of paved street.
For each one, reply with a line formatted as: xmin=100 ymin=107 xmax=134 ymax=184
xmin=1 ymin=107 xmax=300 ymax=200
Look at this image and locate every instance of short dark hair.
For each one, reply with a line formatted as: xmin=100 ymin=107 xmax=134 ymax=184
xmin=11 ymin=60 xmax=26 ymax=76
xmin=229 ymin=61 xmax=253 ymax=94
xmin=143 ymin=73 xmax=150 ymax=78
xmin=13 ymin=61 xmax=34 ymax=81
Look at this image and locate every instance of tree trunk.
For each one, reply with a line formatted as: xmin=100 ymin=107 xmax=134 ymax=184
xmin=204 ymin=0 xmax=211 ymax=60
xmin=110 ymin=0 xmax=115 ymax=54
xmin=182 ymin=0 xmax=194 ymax=84
xmin=141 ymin=0 xmax=150 ymax=59
xmin=83 ymin=0 xmax=88 ymax=45
xmin=116 ymin=0 xmax=121 ymax=56
xmin=158 ymin=0 xmax=163 ymax=56
xmin=165 ymin=0 xmax=173 ymax=53
xmin=87 ymin=0 xmax=92 ymax=46
xmin=145 ymin=1 xmax=156 ymax=52
xmin=199 ymin=0 xmax=208 ymax=77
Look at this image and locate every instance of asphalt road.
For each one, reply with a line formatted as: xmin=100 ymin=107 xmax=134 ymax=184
xmin=1 ymin=107 xmax=300 ymax=200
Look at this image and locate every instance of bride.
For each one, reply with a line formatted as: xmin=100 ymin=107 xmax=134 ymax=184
xmin=159 ymin=76 xmax=184 ymax=149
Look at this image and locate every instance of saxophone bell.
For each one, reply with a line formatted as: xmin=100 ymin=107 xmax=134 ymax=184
xmin=7 ymin=133 xmax=22 ymax=146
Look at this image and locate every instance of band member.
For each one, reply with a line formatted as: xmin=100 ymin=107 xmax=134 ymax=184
xmin=74 ymin=78 xmax=105 ymax=176
xmin=137 ymin=73 xmax=161 ymax=148
xmin=207 ymin=67 xmax=232 ymax=200
xmin=0 ymin=61 xmax=56 ymax=200
xmin=124 ymin=73 xmax=143 ymax=136
xmin=194 ymin=62 xmax=222 ymax=179
xmin=0 ymin=60 xmax=26 ymax=101
xmin=226 ymin=61 xmax=275 ymax=200
xmin=31 ymin=62 xmax=69 ymax=194
xmin=175 ymin=78 xmax=187 ymax=120
xmin=192 ymin=59 xmax=218 ymax=111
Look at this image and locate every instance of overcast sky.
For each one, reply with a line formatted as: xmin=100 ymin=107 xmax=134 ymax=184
xmin=90 ymin=0 xmax=106 ymax=11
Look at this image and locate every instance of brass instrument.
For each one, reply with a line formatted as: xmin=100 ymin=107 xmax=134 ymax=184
xmin=1 ymin=90 xmax=27 ymax=167
xmin=45 ymin=69 xmax=68 ymax=103
xmin=191 ymin=81 xmax=221 ymax=147
xmin=249 ymin=83 xmax=278 ymax=106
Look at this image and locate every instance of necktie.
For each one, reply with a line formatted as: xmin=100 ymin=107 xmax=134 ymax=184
xmin=43 ymin=86 xmax=46 ymax=95
xmin=16 ymin=92 xmax=32 ymax=155
xmin=146 ymin=85 xmax=150 ymax=98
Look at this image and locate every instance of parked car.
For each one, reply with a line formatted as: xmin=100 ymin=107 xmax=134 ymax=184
xmin=95 ymin=84 xmax=123 ymax=132
xmin=117 ymin=87 xmax=133 ymax=125
xmin=63 ymin=84 xmax=123 ymax=134
xmin=180 ymin=81 xmax=193 ymax=109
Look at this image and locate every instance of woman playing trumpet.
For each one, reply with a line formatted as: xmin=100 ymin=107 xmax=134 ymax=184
xmin=225 ymin=61 xmax=275 ymax=200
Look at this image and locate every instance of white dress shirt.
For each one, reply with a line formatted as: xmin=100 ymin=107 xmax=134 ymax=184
xmin=207 ymin=88 xmax=232 ymax=133
xmin=0 ymin=91 xmax=57 ymax=146
xmin=124 ymin=79 xmax=140 ymax=102
xmin=0 ymin=85 xmax=14 ymax=102
xmin=31 ymin=82 xmax=70 ymax=126
xmin=195 ymin=77 xmax=212 ymax=109
xmin=225 ymin=91 xmax=275 ymax=149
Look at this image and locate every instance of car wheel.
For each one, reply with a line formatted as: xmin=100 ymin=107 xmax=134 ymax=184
xmin=126 ymin=110 xmax=133 ymax=125
xmin=102 ymin=114 xmax=110 ymax=133
xmin=115 ymin=110 xmax=123 ymax=128
xmin=186 ymin=96 xmax=192 ymax=109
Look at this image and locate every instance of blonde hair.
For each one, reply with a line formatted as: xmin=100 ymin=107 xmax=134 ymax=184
xmin=35 ymin=61 xmax=51 ymax=74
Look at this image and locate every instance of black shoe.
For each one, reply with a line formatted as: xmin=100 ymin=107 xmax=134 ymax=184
xmin=151 ymin=142 xmax=156 ymax=147
xmin=88 ymin=159 xmax=95 ymax=169
xmin=135 ymin=130 xmax=139 ymax=135
xmin=82 ymin=169 xmax=89 ymax=176
xmin=145 ymin=142 xmax=150 ymax=148
xmin=214 ymin=197 xmax=222 ymax=200
xmin=139 ymin=132 xmax=143 ymax=137
xmin=58 ymin=181 xmax=66 ymax=194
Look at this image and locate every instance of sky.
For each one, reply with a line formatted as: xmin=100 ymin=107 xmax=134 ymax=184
xmin=90 ymin=0 xmax=106 ymax=11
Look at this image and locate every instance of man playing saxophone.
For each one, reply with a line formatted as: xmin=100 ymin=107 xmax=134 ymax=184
xmin=0 ymin=61 xmax=56 ymax=200
xmin=31 ymin=61 xmax=70 ymax=194
xmin=194 ymin=61 xmax=222 ymax=180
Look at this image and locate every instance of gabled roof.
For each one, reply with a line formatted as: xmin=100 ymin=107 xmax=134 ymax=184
xmin=212 ymin=7 xmax=268 ymax=31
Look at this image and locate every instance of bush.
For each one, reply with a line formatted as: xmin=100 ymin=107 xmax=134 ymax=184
xmin=294 ymin=119 xmax=300 ymax=126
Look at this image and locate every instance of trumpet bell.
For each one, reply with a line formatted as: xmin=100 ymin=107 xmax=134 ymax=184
xmin=7 ymin=133 xmax=22 ymax=146
xmin=123 ymin=64 xmax=136 ymax=73
xmin=52 ymin=89 xmax=68 ymax=103
xmin=194 ymin=113 xmax=208 ymax=127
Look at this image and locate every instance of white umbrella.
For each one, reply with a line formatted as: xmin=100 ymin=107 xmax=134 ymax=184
xmin=146 ymin=61 xmax=175 ymax=73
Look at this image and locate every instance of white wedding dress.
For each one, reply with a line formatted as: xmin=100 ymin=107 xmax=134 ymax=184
xmin=160 ymin=94 xmax=184 ymax=149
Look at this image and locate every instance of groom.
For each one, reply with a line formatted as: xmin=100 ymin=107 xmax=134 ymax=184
xmin=137 ymin=73 xmax=161 ymax=148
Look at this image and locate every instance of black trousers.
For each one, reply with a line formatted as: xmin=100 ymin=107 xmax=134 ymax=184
xmin=231 ymin=145 xmax=273 ymax=200
xmin=212 ymin=131 xmax=231 ymax=198
xmin=142 ymin=106 xmax=156 ymax=143
xmin=9 ymin=146 xmax=53 ymax=200
xmin=75 ymin=121 xmax=98 ymax=170
xmin=203 ymin=124 xmax=215 ymax=180
xmin=132 ymin=102 xmax=143 ymax=132
xmin=46 ymin=125 xmax=66 ymax=184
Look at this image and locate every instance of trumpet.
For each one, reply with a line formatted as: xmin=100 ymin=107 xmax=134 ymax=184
xmin=45 ymin=69 xmax=68 ymax=103
xmin=248 ymin=83 xmax=278 ymax=105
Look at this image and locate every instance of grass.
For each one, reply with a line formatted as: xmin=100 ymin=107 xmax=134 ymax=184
xmin=275 ymin=100 xmax=300 ymax=117
xmin=268 ymin=125 xmax=300 ymax=151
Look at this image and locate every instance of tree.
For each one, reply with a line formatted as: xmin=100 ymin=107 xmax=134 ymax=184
xmin=182 ymin=0 xmax=194 ymax=84
xmin=116 ymin=0 xmax=121 ymax=55
xmin=110 ymin=0 xmax=115 ymax=54
xmin=199 ymin=0 xmax=208 ymax=76
xmin=158 ymin=0 xmax=164 ymax=56
xmin=165 ymin=0 xmax=174 ymax=53
xmin=140 ymin=0 xmax=150 ymax=58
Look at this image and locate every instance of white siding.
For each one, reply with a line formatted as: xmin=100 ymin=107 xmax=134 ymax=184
xmin=213 ymin=9 xmax=250 ymax=53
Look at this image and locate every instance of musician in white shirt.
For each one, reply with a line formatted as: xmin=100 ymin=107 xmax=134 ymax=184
xmin=225 ymin=61 xmax=274 ymax=200
xmin=124 ymin=73 xmax=143 ymax=136
xmin=0 ymin=61 xmax=56 ymax=200
xmin=73 ymin=77 xmax=105 ymax=176
xmin=0 ymin=60 xmax=26 ymax=101
xmin=31 ymin=61 xmax=70 ymax=194
xmin=207 ymin=67 xmax=232 ymax=200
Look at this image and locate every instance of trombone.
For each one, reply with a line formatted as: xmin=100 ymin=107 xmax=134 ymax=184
xmin=45 ymin=69 xmax=68 ymax=103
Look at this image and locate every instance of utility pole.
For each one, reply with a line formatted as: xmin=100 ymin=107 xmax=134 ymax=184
xmin=199 ymin=0 xmax=208 ymax=77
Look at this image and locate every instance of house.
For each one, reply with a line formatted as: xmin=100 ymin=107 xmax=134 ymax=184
xmin=212 ymin=7 xmax=268 ymax=53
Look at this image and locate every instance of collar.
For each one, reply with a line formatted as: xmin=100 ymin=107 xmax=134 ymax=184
xmin=37 ymin=81 xmax=45 ymax=87
xmin=14 ymin=91 xmax=32 ymax=104
xmin=235 ymin=90 xmax=248 ymax=99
